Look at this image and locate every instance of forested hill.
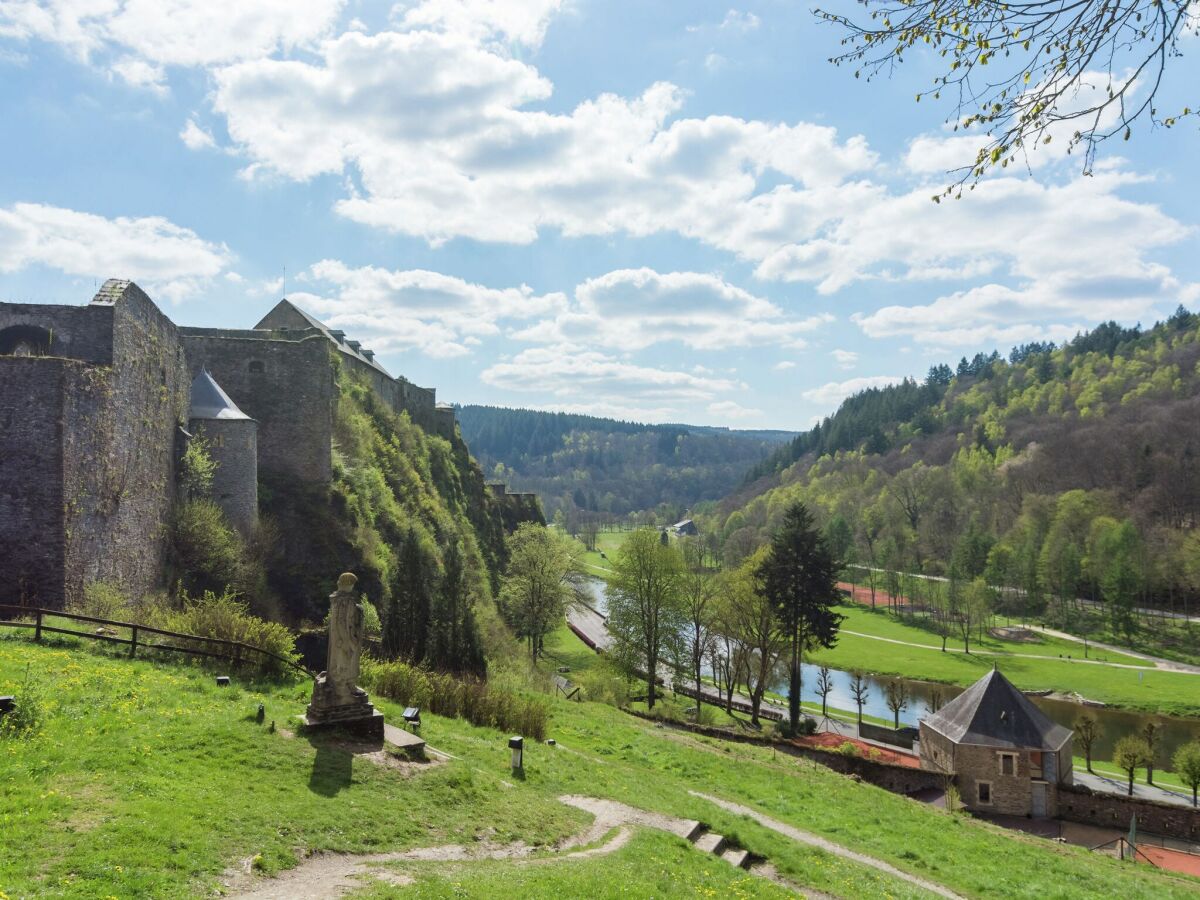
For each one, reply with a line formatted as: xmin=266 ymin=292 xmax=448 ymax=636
xmin=700 ymin=306 xmax=1200 ymax=619
xmin=456 ymin=405 xmax=796 ymax=522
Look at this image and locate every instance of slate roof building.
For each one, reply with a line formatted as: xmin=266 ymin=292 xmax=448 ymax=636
xmin=919 ymin=668 xmax=1074 ymax=817
xmin=188 ymin=370 xmax=258 ymax=536
xmin=671 ymin=518 xmax=699 ymax=537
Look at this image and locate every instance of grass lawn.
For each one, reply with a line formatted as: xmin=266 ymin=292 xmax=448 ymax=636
xmin=4 ymin=634 xmax=1198 ymax=899
xmin=813 ymin=604 xmax=1200 ymax=719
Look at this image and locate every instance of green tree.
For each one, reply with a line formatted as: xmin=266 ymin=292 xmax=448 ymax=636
xmin=1092 ymin=518 xmax=1144 ymax=641
xmin=724 ymin=549 xmax=785 ymax=726
xmin=1172 ymin=742 xmax=1200 ymax=807
xmin=608 ymin=528 xmax=686 ymax=709
xmin=817 ymin=1 xmax=1198 ymax=185
xmin=1113 ymin=735 xmax=1152 ymax=797
xmin=498 ymin=523 xmax=583 ymax=662
xmin=678 ymin=569 xmax=717 ymax=723
xmin=754 ymin=502 xmax=843 ymax=734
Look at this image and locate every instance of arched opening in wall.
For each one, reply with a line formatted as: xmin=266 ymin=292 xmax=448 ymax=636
xmin=0 ymin=325 xmax=53 ymax=357
xmin=249 ymin=360 xmax=264 ymax=374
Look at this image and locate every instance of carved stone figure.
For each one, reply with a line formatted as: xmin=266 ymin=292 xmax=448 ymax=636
xmin=303 ymin=572 xmax=384 ymax=738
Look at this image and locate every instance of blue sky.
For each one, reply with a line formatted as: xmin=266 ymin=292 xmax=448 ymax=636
xmin=1 ymin=1 xmax=1198 ymax=429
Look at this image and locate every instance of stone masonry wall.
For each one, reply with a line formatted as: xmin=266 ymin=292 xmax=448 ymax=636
xmin=0 ymin=359 xmax=69 ymax=607
xmin=0 ymin=302 xmax=114 ymax=364
xmin=1058 ymin=783 xmax=1200 ymax=842
xmin=63 ymin=282 xmax=190 ymax=605
xmin=181 ymin=330 xmax=334 ymax=485
xmin=190 ymin=419 xmax=258 ymax=535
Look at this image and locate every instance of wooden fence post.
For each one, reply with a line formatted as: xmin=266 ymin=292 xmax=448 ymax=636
xmin=129 ymin=625 xmax=138 ymax=659
xmin=34 ymin=610 xmax=42 ymax=642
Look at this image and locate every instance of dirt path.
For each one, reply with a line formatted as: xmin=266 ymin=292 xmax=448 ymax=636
xmin=224 ymin=795 xmax=816 ymax=899
xmin=690 ymin=791 xmax=964 ymax=900
xmin=1034 ymin=626 xmax=1200 ymax=674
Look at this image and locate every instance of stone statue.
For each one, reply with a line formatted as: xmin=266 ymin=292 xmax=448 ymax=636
xmin=325 ymin=572 xmax=366 ymax=705
xmin=303 ymin=571 xmax=384 ymax=738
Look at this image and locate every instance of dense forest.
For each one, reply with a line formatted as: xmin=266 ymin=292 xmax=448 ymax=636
xmin=697 ymin=306 xmax=1200 ymax=633
xmin=456 ymin=405 xmax=796 ymax=523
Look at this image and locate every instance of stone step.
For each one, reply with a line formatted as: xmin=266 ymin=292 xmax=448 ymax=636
xmin=693 ymin=831 xmax=726 ymax=855
xmin=721 ymin=848 xmax=750 ymax=869
xmin=676 ymin=820 xmax=704 ymax=842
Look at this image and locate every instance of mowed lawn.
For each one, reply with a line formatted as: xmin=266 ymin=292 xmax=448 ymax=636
xmin=3 ymin=637 xmax=1199 ymax=899
xmin=811 ymin=605 xmax=1200 ymax=718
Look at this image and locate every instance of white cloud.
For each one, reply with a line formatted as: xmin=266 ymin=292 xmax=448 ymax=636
xmin=773 ymin=360 xmax=796 ymax=371
xmin=210 ymin=28 xmax=876 ymax=245
xmin=707 ymin=399 xmax=761 ymax=420
xmin=720 ymin=9 xmax=760 ymax=31
xmin=704 ymin=52 xmax=726 ymax=72
xmin=481 ymin=345 xmax=740 ymax=405
xmin=394 ymin=0 xmax=564 ymax=47
xmin=0 ymin=202 xmax=230 ymax=301
xmin=515 ymin=268 xmax=832 ymax=351
xmin=180 ymin=118 xmax=216 ymax=150
xmin=802 ymin=375 xmax=906 ymax=408
xmin=111 ymin=55 xmax=166 ymax=94
xmin=0 ymin=0 xmax=344 ymax=76
xmin=831 ymin=348 xmax=857 ymax=369
xmin=292 ymin=259 xmax=566 ymax=358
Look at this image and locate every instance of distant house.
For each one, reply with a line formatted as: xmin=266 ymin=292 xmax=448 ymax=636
xmin=671 ymin=519 xmax=699 ymax=537
xmin=919 ymin=669 xmax=1073 ymax=818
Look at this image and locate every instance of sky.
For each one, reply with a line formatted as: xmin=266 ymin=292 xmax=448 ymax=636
xmin=1 ymin=1 xmax=1198 ymax=430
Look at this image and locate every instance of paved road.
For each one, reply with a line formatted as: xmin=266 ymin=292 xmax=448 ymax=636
xmin=566 ymin=602 xmax=612 ymax=652
xmin=1074 ymin=770 xmax=1197 ymax=808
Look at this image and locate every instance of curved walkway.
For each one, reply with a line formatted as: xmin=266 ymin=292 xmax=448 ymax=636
xmin=690 ymin=791 xmax=963 ymax=899
xmin=1033 ymin=626 xmax=1200 ymax=674
xmin=840 ymin=629 xmax=1200 ymax=675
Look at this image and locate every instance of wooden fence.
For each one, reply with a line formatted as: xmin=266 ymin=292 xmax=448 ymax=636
xmin=0 ymin=605 xmax=312 ymax=678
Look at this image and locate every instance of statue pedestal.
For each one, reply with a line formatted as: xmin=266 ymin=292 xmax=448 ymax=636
xmin=300 ymin=671 xmax=385 ymax=740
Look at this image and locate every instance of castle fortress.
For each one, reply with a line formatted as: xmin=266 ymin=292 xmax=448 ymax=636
xmin=0 ymin=279 xmax=460 ymax=610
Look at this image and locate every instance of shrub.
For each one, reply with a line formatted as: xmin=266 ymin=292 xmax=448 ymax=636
xmin=171 ymin=500 xmax=242 ymax=594
xmin=574 ymin=666 xmax=630 ymax=708
xmin=141 ymin=591 xmax=300 ymax=676
xmin=836 ymin=741 xmax=860 ymax=757
xmin=0 ymin=667 xmax=44 ymax=740
xmin=800 ymin=717 xmax=818 ymax=735
xmin=73 ymin=582 xmax=129 ymax=620
xmin=360 ymin=656 xmax=547 ymax=740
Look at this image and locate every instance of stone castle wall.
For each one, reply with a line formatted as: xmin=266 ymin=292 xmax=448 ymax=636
xmin=0 ymin=359 xmax=70 ymax=606
xmin=63 ymin=283 xmax=190 ymax=606
xmin=181 ymin=330 xmax=334 ymax=485
xmin=191 ymin=418 xmax=258 ymax=535
xmin=0 ymin=302 xmax=114 ymax=364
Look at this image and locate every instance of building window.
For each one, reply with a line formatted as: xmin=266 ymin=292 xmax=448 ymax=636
xmin=999 ymin=753 xmax=1017 ymax=776
xmin=249 ymin=360 xmax=264 ymax=373
xmin=978 ymin=782 xmax=992 ymax=805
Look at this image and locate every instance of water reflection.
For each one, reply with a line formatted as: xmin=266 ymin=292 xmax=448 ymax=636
xmin=578 ymin=577 xmax=1200 ymax=767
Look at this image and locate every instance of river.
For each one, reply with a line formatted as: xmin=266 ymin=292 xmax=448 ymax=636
xmin=578 ymin=577 xmax=1200 ymax=768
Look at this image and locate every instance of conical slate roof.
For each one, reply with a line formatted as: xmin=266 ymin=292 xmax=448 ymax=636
xmin=190 ymin=369 xmax=252 ymax=421
xmin=922 ymin=669 xmax=1072 ymax=750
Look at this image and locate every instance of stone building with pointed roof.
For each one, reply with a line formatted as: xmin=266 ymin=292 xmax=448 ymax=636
xmin=188 ymin=370 xmax=258 ymax=535
xmin=919 ymin=669 xmax=1074 ymax=817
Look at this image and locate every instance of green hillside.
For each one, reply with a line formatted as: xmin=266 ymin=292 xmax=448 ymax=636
xmin=700 ymin=308 xmax=1200 ymax=642
xmin=456 ymin=405 xmax=795 ymax=523
xmin=3 ymin=636 xmax=1196 ymax=899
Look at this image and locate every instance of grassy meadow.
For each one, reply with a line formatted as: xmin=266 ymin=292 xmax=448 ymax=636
xmin=2 ymin=634 xmax=1199 ymax=899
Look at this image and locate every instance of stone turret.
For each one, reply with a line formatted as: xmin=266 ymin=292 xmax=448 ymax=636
xmin=188 ymin=369 xmax=258 ymax=535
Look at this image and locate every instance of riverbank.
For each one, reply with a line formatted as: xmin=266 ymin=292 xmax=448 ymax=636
xmin=810 ymin=604 xmax=1200 ymax=720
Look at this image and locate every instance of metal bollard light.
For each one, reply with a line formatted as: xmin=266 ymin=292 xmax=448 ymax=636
xmin=509 ymin=735 xmax=524 ymax=771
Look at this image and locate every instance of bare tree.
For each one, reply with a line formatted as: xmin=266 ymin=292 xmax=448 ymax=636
xmin=679 ymin=570 xmax=717 ymax=723
xmin=850 ymin=670 xmax=871 ymax=725
xmin=1075 ymin=714 xmax=1102 ymax=773
xmin=1141 ymin=721 xmax=1163 ymax=785
xmin=885 ymin=679 xmax=910 ymax=730
xmin=816 ymin=665 xmax=835 ymax=720
xmin=817 ymin=1 xmax=1199 ymax=186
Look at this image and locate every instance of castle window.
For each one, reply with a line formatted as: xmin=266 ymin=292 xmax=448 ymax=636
xmin=249 ymin=360 xmax=264 ymax=374
xmin=977 ymin=782 xmax=992 ymax=805
xmin=0 ymin=325 xmax=53 ymax=357
xmin=999 ymin=752 xmax=1017 ymax=776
